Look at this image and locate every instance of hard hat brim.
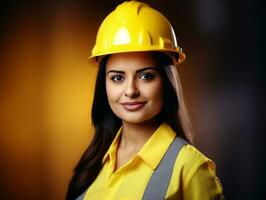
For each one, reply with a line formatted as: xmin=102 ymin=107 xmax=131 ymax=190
xmin=88 ymin=48 xmax=185 ymax=66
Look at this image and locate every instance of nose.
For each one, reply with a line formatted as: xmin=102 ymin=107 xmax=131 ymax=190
xmin=125 ymin=78 xmax=140 ymax=98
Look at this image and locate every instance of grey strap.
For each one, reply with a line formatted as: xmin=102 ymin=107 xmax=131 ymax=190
xmin=76 ymin=136 xmax=187 ymax=200
xmin=75 ymin=192 xmax=85 ymax=200
xmin=142 ymin=136 xmax=188 ymax=200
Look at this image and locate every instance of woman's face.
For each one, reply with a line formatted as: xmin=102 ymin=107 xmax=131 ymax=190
xmin=105 ymin=52 xmax=163 ymax=124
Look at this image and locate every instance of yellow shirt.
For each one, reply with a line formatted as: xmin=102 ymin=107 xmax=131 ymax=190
xmin=84 ymin=123 xmax=224 ymax=200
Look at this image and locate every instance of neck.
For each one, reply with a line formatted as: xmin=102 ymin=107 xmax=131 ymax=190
xmin=119 ymin=120 xmax=162 ymax=152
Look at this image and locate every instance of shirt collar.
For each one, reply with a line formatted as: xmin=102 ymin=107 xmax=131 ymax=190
xmin=102 ymin=126 xmax=123 ymax=164
xmin=137 ymin=123 xmax=176 ymax=169
xmin=102 ymin=123 xmax=176 ymax=170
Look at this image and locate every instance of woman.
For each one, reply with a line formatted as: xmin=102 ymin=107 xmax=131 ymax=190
xmin=67 ymin=1 xmax=224 ymax=199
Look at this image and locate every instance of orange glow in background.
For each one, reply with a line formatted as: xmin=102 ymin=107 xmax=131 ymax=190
xmin=0 ymin=4 xmax=99 ymax=199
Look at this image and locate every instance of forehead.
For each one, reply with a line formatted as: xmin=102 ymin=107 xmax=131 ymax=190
xmin=106 ymin=52 xmax=157 ymax=71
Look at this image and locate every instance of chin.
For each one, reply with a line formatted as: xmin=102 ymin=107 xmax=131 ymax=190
xmin=118 ymin=113 xmax=159 ymax=124
xmin=123 ymin=118 xmax=147 ymax=124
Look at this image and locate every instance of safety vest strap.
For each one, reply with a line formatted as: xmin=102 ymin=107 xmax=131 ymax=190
xmin=75 ymin=136 xmax=188 ymax=200
xmin=142 ymin=136 xmax=188 ymax=200
xmin=75 ymin=192 xmax=85 ymax=200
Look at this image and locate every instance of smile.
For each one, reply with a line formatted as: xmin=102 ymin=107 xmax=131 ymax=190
xmin=120 ymin=101 xmax=146 ymax=111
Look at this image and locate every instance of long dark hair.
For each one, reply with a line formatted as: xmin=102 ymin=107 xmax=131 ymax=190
xmin=66 ymin=52 xmax=194 ymax=199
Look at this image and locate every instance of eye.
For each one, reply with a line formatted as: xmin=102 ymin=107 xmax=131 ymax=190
xmin=139 ymin=72 xmax=155 ymax=80
xmin=110 ymin=74 xmax=124 ymax=82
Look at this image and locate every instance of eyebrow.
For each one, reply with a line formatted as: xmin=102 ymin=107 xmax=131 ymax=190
xmin=106 ymin=66 xmax=159 ymax=75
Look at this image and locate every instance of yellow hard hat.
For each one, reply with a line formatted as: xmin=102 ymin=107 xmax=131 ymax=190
xmin=89 ymin=1 xmax=186 ymax=64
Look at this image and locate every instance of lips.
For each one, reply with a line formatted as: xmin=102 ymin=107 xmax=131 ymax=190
xmin=120 ymin=101 xmax=146 ymax=111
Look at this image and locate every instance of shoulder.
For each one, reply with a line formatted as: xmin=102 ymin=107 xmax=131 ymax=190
xmin=172 ymin=143 xmax=217 ymax=187
xmin=178 ymin=144 xmax=215 ymax=170
xmin=167 ymin=143 xmax=224 ymax=199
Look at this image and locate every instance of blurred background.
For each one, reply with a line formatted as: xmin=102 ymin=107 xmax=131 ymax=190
xmin=0 ymin=0 xmax=264 ymax=199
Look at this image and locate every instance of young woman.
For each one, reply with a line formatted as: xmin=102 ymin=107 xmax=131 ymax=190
xmin=67 ymin=1 xmax=224 ymax=200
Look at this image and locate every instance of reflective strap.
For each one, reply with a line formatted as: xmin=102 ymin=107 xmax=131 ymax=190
xmin=75 ymin=137 xmax=187 ymax=200
xmin=75 ymin=192 xmax=85 ymax=200
xmin=142 ymin=136 xmax=188 ymax=200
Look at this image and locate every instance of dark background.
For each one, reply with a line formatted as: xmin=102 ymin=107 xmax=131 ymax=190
xmin=0 ymin=0 xmax=265 ymax=199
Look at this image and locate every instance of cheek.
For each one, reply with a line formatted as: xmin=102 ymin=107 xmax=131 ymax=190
xmin=106 ymin=82 xmax=123 ymax=102
xmin=141 ymin=80 xmax=163 ymax=101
